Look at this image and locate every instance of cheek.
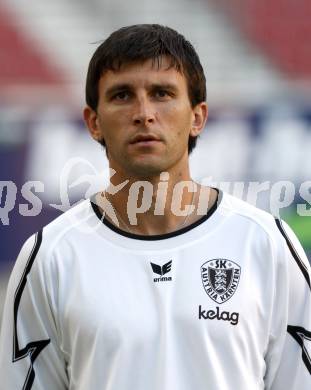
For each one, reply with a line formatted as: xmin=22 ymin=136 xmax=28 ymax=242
xmin=98 ymin=109 xmax=128 ymax=136
xmin=161 ymin=101 xmax=192 ymax=125
xmin=166 ymin=108 xmax=192 ymax=138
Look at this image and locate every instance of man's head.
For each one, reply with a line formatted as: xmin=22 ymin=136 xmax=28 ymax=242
xmin=85 ymin=24 xmax=207 ymax=155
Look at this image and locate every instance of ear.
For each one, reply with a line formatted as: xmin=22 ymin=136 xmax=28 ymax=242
xmin=190 ymin=102 xmax=208 ymax=137
xmin=83 ymin=106 xmax=103 ymax=141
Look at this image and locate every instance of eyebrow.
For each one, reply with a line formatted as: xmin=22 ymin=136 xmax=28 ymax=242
xmin=105 ymin=82 xmax=179 ymax=98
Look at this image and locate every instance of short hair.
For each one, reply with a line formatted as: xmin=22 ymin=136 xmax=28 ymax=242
xmin=86 ymin=24 xmax=206 ymax=154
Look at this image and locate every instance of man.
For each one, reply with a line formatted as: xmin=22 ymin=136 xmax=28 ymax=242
xmin=0 ymin=24 xmax=310 ymax=390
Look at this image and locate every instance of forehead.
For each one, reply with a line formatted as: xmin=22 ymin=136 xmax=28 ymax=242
xmin=99 ymin=56 xmax=188 ymax=91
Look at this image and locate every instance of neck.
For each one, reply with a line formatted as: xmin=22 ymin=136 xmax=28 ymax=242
xmin=97 ymin=163 xmax=217 ymax=235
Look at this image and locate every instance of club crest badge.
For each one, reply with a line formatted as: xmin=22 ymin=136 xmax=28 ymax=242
xmin=201 ymin=259 xmax=241 ymax=304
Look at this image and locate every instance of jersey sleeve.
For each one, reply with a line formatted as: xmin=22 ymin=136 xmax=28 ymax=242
xmin=0 ymin=230 xmax=69 ymax=390
xmin=264 ymin=219 xmax=311 ymax=390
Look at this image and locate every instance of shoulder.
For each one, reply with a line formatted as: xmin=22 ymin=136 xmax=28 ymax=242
xmin=219 ymin=192 xmax=310 ymax=277
xmin=41 ymin=198 xmax=95 ymax=249
xmin=220 ymin=191 xmax=285 ymax=240
xmin=16 ymin=199 xmax=95 ymax=273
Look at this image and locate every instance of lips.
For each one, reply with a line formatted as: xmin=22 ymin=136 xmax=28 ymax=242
xmin=130 ymin=134 xmax=161 ymax=144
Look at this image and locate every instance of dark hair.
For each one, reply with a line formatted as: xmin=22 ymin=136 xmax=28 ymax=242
xmin=86 ymin=24 xmax=206 ymax=154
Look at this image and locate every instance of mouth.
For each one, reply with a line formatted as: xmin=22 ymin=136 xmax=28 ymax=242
xmin=129 ymin=134 xmax=162 ymax=146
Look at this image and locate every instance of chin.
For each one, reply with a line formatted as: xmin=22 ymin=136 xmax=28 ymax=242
xmin=125 ymin=159 xmax=168 ymax=178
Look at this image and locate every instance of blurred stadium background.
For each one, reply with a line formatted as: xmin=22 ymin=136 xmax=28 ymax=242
xmin=0 ymin=0 xmax=311 ymax=320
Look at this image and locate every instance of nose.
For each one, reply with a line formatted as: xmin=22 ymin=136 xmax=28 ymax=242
xmin=132 ymin=97 xmax=156 ymax=126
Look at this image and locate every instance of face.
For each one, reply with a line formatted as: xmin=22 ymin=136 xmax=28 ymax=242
xmin=84 ymin=56 xmax=207 ymax=179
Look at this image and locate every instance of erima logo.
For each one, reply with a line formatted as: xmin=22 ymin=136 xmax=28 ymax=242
xmin=201 ymin=259 xmax=241 ymax=304
xmin=198 ymin=305 xmax=239 ymax=326
xmin=150 ymin=260 xmax=172 ymax=282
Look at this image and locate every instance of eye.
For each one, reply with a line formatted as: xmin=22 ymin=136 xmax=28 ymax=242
xmin=113 ymin=91 xmax=130 ymax=101
xmin=155 ymin=90 xmax=170 ymax=98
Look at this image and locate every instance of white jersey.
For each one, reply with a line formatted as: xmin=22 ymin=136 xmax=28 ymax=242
xmin=0 ymin=191 xmax=310 ymax=390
